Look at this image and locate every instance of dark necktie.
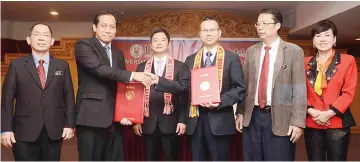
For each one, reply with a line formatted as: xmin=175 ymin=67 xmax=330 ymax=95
xmin=104 ymin=45 xmax=112 ymax=67
xmin=37 ymin=59 xmax=46 ymax=89
xmin=205 ymin=51 xmax=213 ymax=67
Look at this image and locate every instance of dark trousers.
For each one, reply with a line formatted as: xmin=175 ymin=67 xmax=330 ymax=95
xmin=242 ymin=109 xmax=295 ymax=161
xmin=304 ymin=128 xmax=350 ymax=161
xmin=143 ymin=124 xmax=178 ymax=161
xmin=76 ymin=123 xmax=124 ymax=161
xmin=191 ymin=111 xmax=232 ymax=161
xmin=12 ymin=126 xmax=63 ymax=161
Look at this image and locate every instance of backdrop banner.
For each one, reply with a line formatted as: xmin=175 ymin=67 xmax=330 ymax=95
xmin=113 ymin=37 xmax=259 ymax=161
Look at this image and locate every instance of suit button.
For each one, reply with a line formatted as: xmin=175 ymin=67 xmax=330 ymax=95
xmin=42 ymin=94 xmax=46 ymax=97
xmin=43 ymin=107 xmax=46 ymax=111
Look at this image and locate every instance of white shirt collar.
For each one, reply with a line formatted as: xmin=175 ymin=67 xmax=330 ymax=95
xmin=203 ymin=45 xmax=218 ymax=56
xmin=154 ymin=54 xmax=168 ymax=63
xmin=96 ymin=37 xmax=112 ymax=49
xmin=261 ymin=36 xmax=280 ymax=52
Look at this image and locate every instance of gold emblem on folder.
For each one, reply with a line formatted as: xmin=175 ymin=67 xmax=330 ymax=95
xmin=125 ymin=90 xmax=135 ymax=100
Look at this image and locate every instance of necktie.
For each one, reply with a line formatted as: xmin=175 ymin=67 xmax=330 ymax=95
xmin=104 ymin=45 xmax=112 ymax=67
xmin=205 ymin=51 xmax=213 ymax=67
xmin=37 ymin=59 xmax=46 ymax=89
xmin=156 ymin=60 xmax=163 ymax=76
xmin=258 ymin=46 xmax=271 ymax=108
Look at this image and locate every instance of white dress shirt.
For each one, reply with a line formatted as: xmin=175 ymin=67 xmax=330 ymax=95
xmin=153 ymin=55 xmax=167 ymax=76
xmin=97 ymin=39 xmax=113 ymax=67
xmin=96 ymin=37 xmax=134 ymax=81
xmin=254 ymin=36 xmax=280 ymax=106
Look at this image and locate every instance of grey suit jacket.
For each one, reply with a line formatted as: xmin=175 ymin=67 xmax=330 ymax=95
xmin=236 ymin=39 xmax=307 ymax=136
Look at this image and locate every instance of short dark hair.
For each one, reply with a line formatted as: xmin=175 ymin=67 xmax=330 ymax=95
xmin=200 ymin=15 xmax=220 ymax=29
xmin=150 ymin=28 xmax=170 ymax=43
xmin=202 ymin=15 xmax=217 ymax=22
xmin=30 ymin=23 xmax=53 ymax=37
xmin=259 ymin=8 xmax=283 ymax=27
xmin=93 ymin=10 xmax=118 ymax=26
xmin=311 ymin=19 xmax=338 ymax=38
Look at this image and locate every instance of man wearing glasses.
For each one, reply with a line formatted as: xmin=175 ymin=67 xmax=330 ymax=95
xmin=235 ymin=8 xmax=307 ymax=161
xmin=1 ymin=23 xmax=75 ymax=160
xmin=145 ymin=16 xmax=245 ymax=160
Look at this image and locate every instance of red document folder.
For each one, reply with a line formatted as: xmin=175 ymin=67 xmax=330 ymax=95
xmin=114 ymin=82 xmax=144 ymax=124
xmin=191 ymin=66 xmax=221 ymax=105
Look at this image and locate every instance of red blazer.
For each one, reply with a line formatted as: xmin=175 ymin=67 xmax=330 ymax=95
xmin=304 ymin=52 xmax=357 ymax=129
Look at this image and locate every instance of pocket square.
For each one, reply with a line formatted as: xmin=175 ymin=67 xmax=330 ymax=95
xmin=55 ymin=71 xmax=63 ymax=75
xmin=281 ymin=64 xmax=287 ymax=69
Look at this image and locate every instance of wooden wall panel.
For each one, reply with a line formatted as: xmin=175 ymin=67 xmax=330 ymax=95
xmin=1 ymin=10 xmax=359 ymax=133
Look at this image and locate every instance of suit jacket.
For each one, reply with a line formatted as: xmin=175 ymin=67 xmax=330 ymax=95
xmin=136 ymin=59 xmax=186 ymax=134
xmin=236 ymin=39 xmax=307 ymax=136
xmin=156 ymin=50 xmax=245 ymax=136
xmin=74 ymin=36 xmax=131 ymax=128
xmin=1 ymin=55 xmax=75 ymax=142
xmin=305 ymin=52 xmax=357 ymax=129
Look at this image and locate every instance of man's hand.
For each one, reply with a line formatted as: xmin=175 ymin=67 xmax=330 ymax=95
xmin=62 ymin=128 xmax=74 ymax=140
xmin=287 ymin=126 xmax=303 ymax=143
xmin=1 ymin=132 xmax=16 ymax=148
xmin=132 ymin=124 xmax=142 ymax=136
xmin=120 ymin=118 xmax=133 ymax=125
xmin=132 ymin=72 xmax=151 ymax=87
xmin=176 ymin=123 xmax=186 ymax=136
xmin=200 ymin=101 xmax=219 ymax=109
xmin=144 ymin=72 xmax=159 ymax=85
xmin=235 ymin=114 xmax=243 ymax=133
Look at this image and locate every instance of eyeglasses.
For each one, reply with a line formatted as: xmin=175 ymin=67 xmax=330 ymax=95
xmin=201 ymin=28 xmax=219 ymax=33
xmin=31 ymin=32 xmax=52 ymax=38
xmin=254 ymin=22 xmax=277 ymax=28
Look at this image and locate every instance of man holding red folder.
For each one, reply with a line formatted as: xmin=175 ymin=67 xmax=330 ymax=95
xmin=145 ymin=16 xmax=246 ymax=161
xmin=132 ymin=28 xmax=186 ymax=161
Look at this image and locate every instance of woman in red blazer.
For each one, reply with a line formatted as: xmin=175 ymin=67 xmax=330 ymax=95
xmin=304 ymin=19 xmax=357 ymax=161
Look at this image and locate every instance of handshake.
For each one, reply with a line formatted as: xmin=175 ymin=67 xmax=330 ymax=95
xmin=132 ymin=72 xmax=160 ymax=87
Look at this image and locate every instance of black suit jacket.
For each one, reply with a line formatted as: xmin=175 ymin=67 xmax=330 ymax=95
xmin=1 ymin=55 xmax=75 ymax=142
xmin=74 ymin=36 xmax=132 ymax=128
xmin=156 ymin=50 xmax=245 ymax=135
xmin=136 ymin=59 xmax=187 ymax=134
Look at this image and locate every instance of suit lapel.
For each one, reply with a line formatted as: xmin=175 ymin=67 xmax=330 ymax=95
xmin=44 ymin=56 xmax=58 ymax=90
xmin=111 ymin=45 xmax=118 ymax=68
xmin=24 ymin=55 xmax=43 ymax=90
xmin=272 ymin=40 xmax=286 ymax=88
xmin=306 ymin=56 xmax=317 ymax=88
xmin=91 ymin=37 xmax=111 ymax=66
xmin=325 ymin=51 xmax=340 ymax=83
xmin=254 ymin=43 xmax=262 ymax=83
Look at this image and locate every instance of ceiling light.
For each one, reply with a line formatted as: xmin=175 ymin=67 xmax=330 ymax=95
xmin=50 ymin=11 xmax=58 ymax=15
xmin=356 ymin=38 xmax=360 ymax=41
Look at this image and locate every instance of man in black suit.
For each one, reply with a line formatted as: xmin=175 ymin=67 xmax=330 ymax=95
xmin=132 ymin=28 xmax=186 ymax=160
xmin=74 ymin=10 xmax=152 ymax=161
xmin=1 ymin=23 xmax=75 ymax=160
xmin=145 ymin=17 xmax=246 ymax=160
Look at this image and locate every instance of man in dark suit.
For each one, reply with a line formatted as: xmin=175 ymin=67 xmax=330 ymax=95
xmin=145 ymin=17 xmax=246 ymax=160
xmin=1 ymin=23 xmax=75 ymax=160
xmin=235 ymin=8 xmax=306 ymax=161
xmin=74 ymin=10 xmax=152 ymax=161
xmin=132 ymin=28 xmax=186 ymax=161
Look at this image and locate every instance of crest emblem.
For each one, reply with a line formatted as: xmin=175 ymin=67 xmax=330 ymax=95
xmin=130 ymin=44 xmax=144 ymax=58
xmin=125 ymin=90 xmax=135 ymax=100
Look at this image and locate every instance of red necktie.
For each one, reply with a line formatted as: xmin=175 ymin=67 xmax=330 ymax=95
xmin=258 ymin=46 xmax=271 ymax=108
xmin=37 ymin=59 xmax=46 ymax=89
